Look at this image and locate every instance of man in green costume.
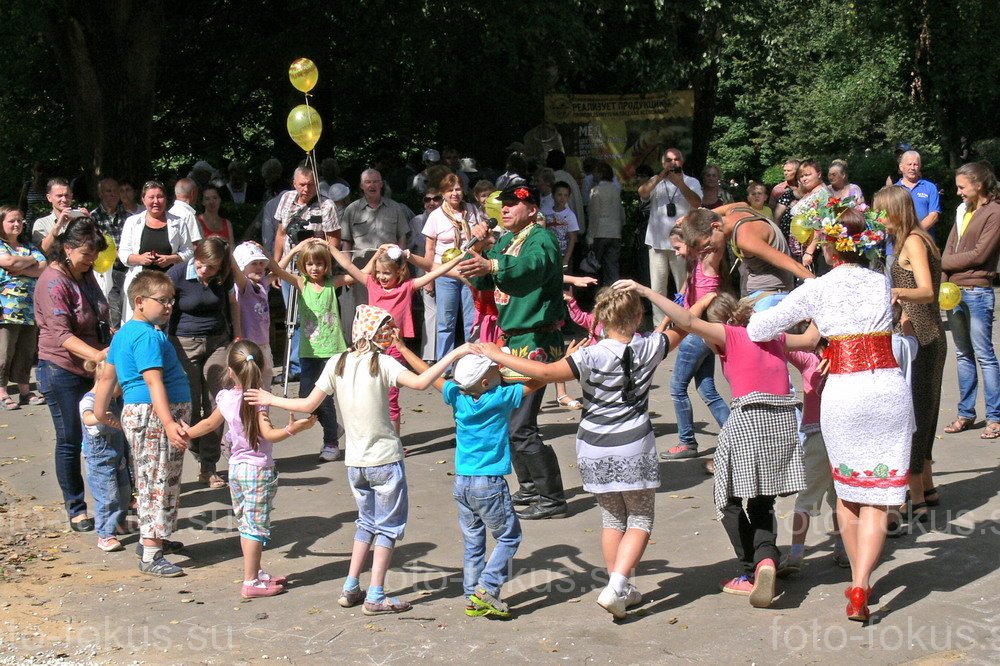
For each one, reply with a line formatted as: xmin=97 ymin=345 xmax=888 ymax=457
xmin=459 ymin=184 xmax=568 ymax=519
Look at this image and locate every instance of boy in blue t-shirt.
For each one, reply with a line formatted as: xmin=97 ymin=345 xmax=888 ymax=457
xmin=93 ymin=270 xmax=192 ymax=578
xmin=396 ymin=336 xmax=541 ymax=619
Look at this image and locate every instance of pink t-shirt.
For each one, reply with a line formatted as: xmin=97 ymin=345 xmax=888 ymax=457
xmin=685 ymin=260 xmax=721 ymax=307
xmin=218 ymin=388 xmax=273 ymax=467
xmin=785 ymin=350 xmax=824 ymax=432
xmin=719 ymin=325 xmax=789 ymax=399
xmin=366 ymin=274 xmax=416 ymax=337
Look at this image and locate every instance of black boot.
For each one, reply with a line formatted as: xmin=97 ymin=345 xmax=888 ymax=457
xmin=516 ymin=446 xmax=567 ymax=520
xmin=509 ymin=449 xmax=538 ymax=506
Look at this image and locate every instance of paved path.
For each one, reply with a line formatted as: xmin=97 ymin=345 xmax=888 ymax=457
xmin=1 ymin=328 xmax=999 ymax=664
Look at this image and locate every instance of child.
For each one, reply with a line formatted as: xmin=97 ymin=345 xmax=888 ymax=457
xmin=231 ymin=242 xmax=280 ymax=387
xmin=80 ymin=361 xmax=130 ymax=552
xmin=93 ymin=270 xmax=192 ymax=577
xmin=614 ymin=283 xmax=806 ymax=609
xmin=275 ymin=237 xmax=349 ymax=462
xmin=329 ymin=242 xmax=465 ymax=433
xmin=476 ymin=288 xmax=709 ymax=620
xmin=184 ymin=340 xmax=317 ymax=598
xmin=246 ymin=305 xmax=471 ymax=615
xmin=396 ymin=333 xmax=552 ymax=618
xmin=550 ymin=181 xmax=580 ymax=271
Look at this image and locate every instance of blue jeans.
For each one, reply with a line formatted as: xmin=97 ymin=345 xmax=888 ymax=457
xmin=670 ymin=334 xmax=731 ymax=447
xmin=299 ymin=356 xmax=338 ymax=447
xmin=36 ymin=360 xmax=92 ymax=518
xmin=947 ymin=287 xmax=1000 ymax=422
xmin=435 ymin=276 xmax=475 ymax=360
xmin=84 ymin=429 xmax=131 ymax=538
xmin=349 ymin=462 xmax=408 ymax=549
xmin=281 ymin=281 xmax=301 ymax=376
xmin=453 ymin=475 xmax=522 ymax=599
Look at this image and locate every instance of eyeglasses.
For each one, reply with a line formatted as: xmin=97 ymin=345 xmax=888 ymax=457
xmin=142 ymin=295 xmax=173 ymax=306
xmin=424 ymin=195 xmax=443 ymax=203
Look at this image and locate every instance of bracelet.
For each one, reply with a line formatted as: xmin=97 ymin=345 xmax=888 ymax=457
xmin=284 ymin=425 xmax=294 ymax=437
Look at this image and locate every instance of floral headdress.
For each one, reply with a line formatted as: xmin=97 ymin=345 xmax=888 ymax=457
xmin=793 ymin=196 xmax=887 ymax=262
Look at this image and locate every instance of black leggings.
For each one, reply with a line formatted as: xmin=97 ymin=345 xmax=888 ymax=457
xmin=721 ymin=495 xmax=778 ymax=572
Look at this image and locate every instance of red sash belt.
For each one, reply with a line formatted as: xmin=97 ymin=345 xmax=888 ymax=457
xmin=824 ymin=331 xmax=898 ymax=375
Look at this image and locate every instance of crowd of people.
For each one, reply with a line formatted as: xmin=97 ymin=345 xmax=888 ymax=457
xmin=5 ymin=144 xmax=1000 ymax=622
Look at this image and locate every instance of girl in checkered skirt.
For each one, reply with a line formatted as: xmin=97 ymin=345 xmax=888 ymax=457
xmin=184 ymin=340 xmax=317 ymax=599
xmin=614 ymin=282 xmax=808 ymax=610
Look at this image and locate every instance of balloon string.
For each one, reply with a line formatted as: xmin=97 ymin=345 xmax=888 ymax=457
xmin=302 ymin=93 xmax=324 ymax=203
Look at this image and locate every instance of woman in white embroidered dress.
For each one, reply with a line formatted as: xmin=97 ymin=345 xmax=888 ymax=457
xmin=746 ymin=204 xmax=912 ymax=623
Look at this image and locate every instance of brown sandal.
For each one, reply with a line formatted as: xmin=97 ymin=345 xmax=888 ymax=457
xmin=981 ymin=422 xmax=1000 ymax=440
xmin=944 ymin=417 xmax=974 ymax=434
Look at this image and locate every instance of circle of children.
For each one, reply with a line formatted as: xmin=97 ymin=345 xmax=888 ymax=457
xmin=35 ymin=152 xmax=1000 ymax=623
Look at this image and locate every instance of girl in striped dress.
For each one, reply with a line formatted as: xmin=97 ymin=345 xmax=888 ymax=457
xmin=475 ymin=288 xmax=712 ymax=620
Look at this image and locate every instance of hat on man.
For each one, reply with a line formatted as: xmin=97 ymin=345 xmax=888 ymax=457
xmin=498 ymin=183 xmax=540 ymax=207
xmin=329 ymin=183 xmax=350 ymax=201
xmin=422 ymin=149 xmax=441 ymax=164
xmin=233 ymin=242 xmax=268 ymax=271
xmin=460 ymin=157 xmax=479 ymax=173
xmin=453 ymin=354 xmax=498 ymax=390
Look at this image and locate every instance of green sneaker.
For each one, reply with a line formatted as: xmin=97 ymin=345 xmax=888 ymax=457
xmin=469 ymin=588 xmax=511 ymax=619
xmin=464 ymin=603 xmax=489 ymax=617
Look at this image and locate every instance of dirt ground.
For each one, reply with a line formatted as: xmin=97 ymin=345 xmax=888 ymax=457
xmin=2 ymin=342 xmax=1000 ymax=665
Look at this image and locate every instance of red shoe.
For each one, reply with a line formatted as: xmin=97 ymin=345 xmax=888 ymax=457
xmin=750 ymin=558 xmax=776 ymax=608
xmin=845 ymin=586 xmax=870 ymax=622
xmin=720 ymin=574 xmax=753 ymax=596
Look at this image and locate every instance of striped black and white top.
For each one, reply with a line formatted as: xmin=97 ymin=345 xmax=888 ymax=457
xmin=567 ymin=333 xmax=669 ymax=493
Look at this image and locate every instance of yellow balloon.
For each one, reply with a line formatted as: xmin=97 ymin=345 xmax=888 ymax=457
xmin=93 ymin=234 xmax=117 ymax=273
xmin=288 ymin=58 xmax=318 ymax=93
xmin=441 ymin=247 xmax=464 ymax=263
xmin=790 ymin=216 xmax=813 ymax=245
xmin=286 ymin=105 xmax=322 ymax=152
xmin=484 ymin=190 xmax=503 ymax=225
xmin=939 ymin=281 xmax=962 ymax=311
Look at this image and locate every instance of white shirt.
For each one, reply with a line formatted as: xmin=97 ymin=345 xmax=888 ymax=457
xmin=645 ymin=175 xmax=703 ymax=249
xmin=316 ymin=352 xmax=406 ymax=467
xmin=167 ymin=200 xmax=204 ymax=244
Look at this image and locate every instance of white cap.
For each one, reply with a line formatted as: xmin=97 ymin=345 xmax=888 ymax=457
xmin=453 ymin=354 xmax=498 ymax=390
xmin=460 ymin=157 xmax=478 ymax=173
xmin=329 ymin=183 xmax=350 ymax=201
xmin=233 ymin=242 xmax=268 ymax=271
xmin=422 ymin=148 xmax=441 ymax=164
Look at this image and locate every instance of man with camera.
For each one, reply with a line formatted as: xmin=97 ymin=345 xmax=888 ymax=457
xmin=32 ymin=177 xmax=90 ymax=256
xmin=637 ymin=148 xmax=702 ymax=325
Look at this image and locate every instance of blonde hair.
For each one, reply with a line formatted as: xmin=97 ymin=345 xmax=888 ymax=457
xmin=592 ymin=288 xmax=642 ymax=337
xmin=706 ymin=292 xmax=754 ymax=327
xmin=127 ymin=270 xmax=175 ymax=304
xmin=375 ymin=251 xmax=409 ymax=283
xmin=296 ymin=243 xmax=333 ymax=281
xmin=872 ymin=186 xmax=940 ymax=260
xmin=227 ymin=340 xmax=264 ymax=452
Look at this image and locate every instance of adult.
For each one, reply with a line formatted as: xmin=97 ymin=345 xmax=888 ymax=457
xmin=19 ymin=161 xmax=48 ymax=226
xmin=222 ymin=161 xmax=251 ymax=204
xmin=167 ymin=237 xmax=239 ymax=488
xmin=32 ymin=177 xmax=86 ymax=257
xmin=408 ymin=187 xmax=443 ymax=361
xmin=260 ymin=158 xmax=286 ymax=205
xmin=768 ymin=159 xmax=800 ymax=211
xmin=318 ymin=157 xmax=349 ymax=201
xmin=701 ymin=164 xmax=734 ymax=209
xmin=168 ymin=178 xmax=206 ymax=244
xmin=682 ymin=205 xmax=812 ymax=304
xmin=894 ymin=151 xmax=941 ymax=231
xmin=747 ymin=205 xmax=911 ymax=622
xmin=90 ymin=176 xmax=129 ymax=327
xmin=459 ymin=184 xmax=568 ymax=520
xmin=34 ymin=219 xmax=110 ymax=531
xmin=586 ymin=162 xmax=626 ymax=286
xmin=746 ymin=182 xmax=773 ymax=220
xmin=118 ymin=181 xmax=198 ymax=325
xmin=339 ymin=169 xmax=408 ymax=254
xmin=638 ymin=147 xmax=703 ymax=324
xmin=875 ymin=186 xmax=945 ymax=525
xmin=827 ymin=160 xmax=865 ymax=204
xmin=546 ymin=150 xmax=584 ymax=230
xmin=780 ymin=160 xmax=827 ymax=265
xmin=197 ymin=185 xmax=234 ymax=242
xmin=411 ymin=149 xmax=442 ymax=195
xmin=0 ymin=206 xmax=47 ymax=409
xmin=941 ymin=161 xmax=1000 ymax=439
xmin=494 ymin=152 xmax=528 ymax=191
xmin=423 ymin=173 xmax=483 ymax=358
xmin=442 ymin=148 xmax=469 ymax=190
xmin=119 ymin=178 xmax=143 ymax=215
xmin=273 ymin=164 xmax=340 ymax=375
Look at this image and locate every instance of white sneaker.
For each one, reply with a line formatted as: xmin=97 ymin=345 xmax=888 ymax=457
xmin=596 ymin=584 xmax=627 ymax=620
xmin=318 ymin=445 xmax=342 ymax=462
xmin=623 ymin=583 xmax=643 ymax=609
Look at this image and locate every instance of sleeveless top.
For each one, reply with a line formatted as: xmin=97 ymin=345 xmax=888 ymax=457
xmin=730 ymin=206 xmax=794 ymax=294
xmin=686 ymin=260 xmax=722 ymax=305
xmin=890 ymin=235 xmax=944 ymax=346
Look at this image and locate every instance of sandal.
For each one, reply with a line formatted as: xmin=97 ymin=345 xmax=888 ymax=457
xmin=18 ymin=393 xmax=45 ymax=406
xmin=556 ymin=394 xmax=583 ymax=410
xmin=0 ymin=395 xmax=20 ymax=411
xmin=923 ymin=486 xmax=940 ymax=507
xmin=944 ymin=417 xmax=974 ymax=434
xmin=981 ymin=422 xmax=1000 ymax=440
xmin=908 ymin=501 xmax=930 ymax=524
xmin=199 ymin=472 xmax=227 ymax=489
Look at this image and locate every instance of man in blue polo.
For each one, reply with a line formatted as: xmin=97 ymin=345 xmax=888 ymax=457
xmin=895 ymin=150 xmax=940 ymax=231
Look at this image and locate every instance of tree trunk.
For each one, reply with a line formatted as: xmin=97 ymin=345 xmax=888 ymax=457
xmin=46 ymin=1 xmax=163 ymax=199
xmin=682 ymin=5 xmax=723 ymax=179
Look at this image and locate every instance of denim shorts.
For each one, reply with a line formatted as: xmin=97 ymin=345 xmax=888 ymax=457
xmin=348 ymin=461 xmax=408 ymax=549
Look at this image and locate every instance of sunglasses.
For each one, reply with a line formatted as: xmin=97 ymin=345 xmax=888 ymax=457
xmin=424 ymin=195 xmax=443 ymax=203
